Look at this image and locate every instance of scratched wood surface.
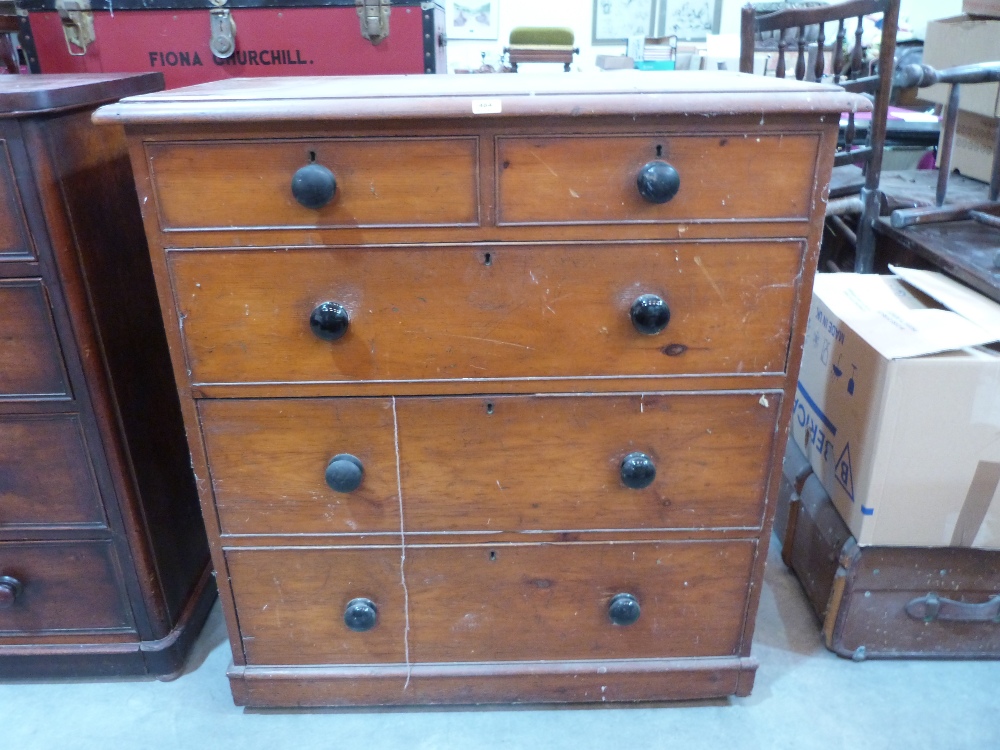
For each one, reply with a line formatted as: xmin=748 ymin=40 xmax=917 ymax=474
xmin=227 ymin=540 xmax=755 ymax=666
xmin=167 ymin=241 xmax=804 ymax=385
xmin=226 ymin=545 xmax=408 ymax=665
xmin=106 ymin=72 xmax=853 ymax=705
xmin=496 ymin=134 xmax=818 ymax=224
xmin=200 ymin=397 xmax=402 ymax=536
xmin=199 ymin=392 xmax=779 ymax=536
xmin=148 ymin=137 xmax=480 ymax=231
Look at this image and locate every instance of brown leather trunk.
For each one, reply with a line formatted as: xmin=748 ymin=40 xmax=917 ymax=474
xmin=778 ymin=438 xmax=1000 ymax=660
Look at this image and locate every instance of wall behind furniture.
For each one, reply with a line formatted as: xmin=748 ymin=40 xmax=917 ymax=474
xmin=444 ymin=0 xmax=965 ymax=73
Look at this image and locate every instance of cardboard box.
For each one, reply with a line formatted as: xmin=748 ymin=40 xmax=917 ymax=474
xmin=922 ymin=16 xmax=1000 ymax=118
xmin=941 ymin=107 xmax=1000 ymax=183
xmin=790 ymin=269 xmax=1000 ymax=548
xmin=964 ymin=0 xmax=1000 ymax=19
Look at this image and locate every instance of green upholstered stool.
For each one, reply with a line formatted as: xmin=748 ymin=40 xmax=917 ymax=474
xmin=504 ymin=27 xmax=579 ymax=72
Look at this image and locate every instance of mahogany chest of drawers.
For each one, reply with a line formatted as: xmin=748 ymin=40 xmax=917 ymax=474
xmin=96 ymin=73 xmax=866 ymax=706
xmin=0 ymin=74 xmax=213 ymax=677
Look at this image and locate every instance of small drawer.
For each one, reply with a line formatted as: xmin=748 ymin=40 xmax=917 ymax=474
xmin=0 ymin=414 xmax=106 ymax=529
xmin=0 ymin=280 xmax=70 ymax=399
xmin=0 ymin=541 xmax=132 ymax=634
xmin=0 ymin=140 xmax=32 ymax=261
xmin=407 ymin=541 xmax=755 ymax=662
xmin=168 ymin=241 xmax=803 ymax=385
xmin=148 ymin=137 xmax=480 ymax=231
xmin=496 ymin=134 xmax=820 ymax=225
xmin=200 ymin=398 xmax=401 ymax=536
xmin=226 ymin=546 xmax=406 ymax=666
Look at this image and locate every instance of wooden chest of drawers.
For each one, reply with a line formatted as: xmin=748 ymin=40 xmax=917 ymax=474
xmin=0 ymin=74 xmax=213 ymax=677
xmin=96 ymin=73 xmax=866 ymax=706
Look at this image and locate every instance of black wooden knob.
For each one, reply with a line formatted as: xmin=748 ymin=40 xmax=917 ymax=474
xmin=344 ymin=598 xmax=378 ymax=632
xmin=325 ymin=454 xmax=364 ymax=493
xmin=292 ymin=163 xmax=337 ymax=209
xmin=608 ymin=593 xmax=641 ymax=626
xmin=630 ymin=294 xmax=670 ymax=335
xmin=621 ymin=452 xmax=656 ymax=489
xmin=0 ymin=576 xmax=22 ymax=609
xmin=636 ymin=160 xmax=680 ymax=204
xmin=310 ymin=301 xmax=350 ymax=341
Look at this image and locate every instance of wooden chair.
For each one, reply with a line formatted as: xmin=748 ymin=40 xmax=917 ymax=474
xmin=873 ymin=62 xmax=1000 ymax=303
xmin=740 ymin=0 xmax=900 ymax=273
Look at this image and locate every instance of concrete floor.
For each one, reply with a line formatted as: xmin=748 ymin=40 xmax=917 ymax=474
xmin=2 ymin=539 xmax=997 ymax=750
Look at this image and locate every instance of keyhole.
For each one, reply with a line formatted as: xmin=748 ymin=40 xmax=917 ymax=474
xmin=486 ymin=402 xmax=494 ymax=414
xmin=483 ymin=252 xmax=492 ymax=266
xmin=655 ymin=144 xmax=663 ymax=157
xmin=308 ymin=150 xmax=317 ymax=163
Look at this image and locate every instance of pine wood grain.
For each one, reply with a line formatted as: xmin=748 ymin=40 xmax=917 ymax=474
xmin=167 ymin=241 xmax=804 ymax=386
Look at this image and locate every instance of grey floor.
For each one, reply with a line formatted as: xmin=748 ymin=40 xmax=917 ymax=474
xmin=3 ymin=539 xmax=997 ymax=750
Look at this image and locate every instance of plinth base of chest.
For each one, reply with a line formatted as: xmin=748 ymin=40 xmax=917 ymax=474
xmin=228 ymin=657 xmax=758 ymax=708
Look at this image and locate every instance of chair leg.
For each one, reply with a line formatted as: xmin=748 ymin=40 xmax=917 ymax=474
xmin=853 ymin=187 xmax=880 ymax=273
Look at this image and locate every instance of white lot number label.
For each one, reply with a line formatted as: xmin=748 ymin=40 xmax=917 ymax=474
xmin=472 ymin=99 xmax=502 ymax=114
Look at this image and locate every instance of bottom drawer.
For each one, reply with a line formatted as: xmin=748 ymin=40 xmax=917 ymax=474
xmin=227 ymin=540 xmax=756 ymax=666
xmin=0 ymin=541 xmax=133 ymax=634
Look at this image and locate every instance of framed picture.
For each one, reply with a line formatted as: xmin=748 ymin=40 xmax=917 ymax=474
xmin=660 ymin=0 xmax=723 ymax=42
xmin=447 ymin=1 xmax=500 ymax=41
xmin=592 ymin=0 xmax=656 ymax=45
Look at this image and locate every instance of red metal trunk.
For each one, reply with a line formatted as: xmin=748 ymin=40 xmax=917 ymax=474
xmin=21 ymin=3 xmax=443 ymax=88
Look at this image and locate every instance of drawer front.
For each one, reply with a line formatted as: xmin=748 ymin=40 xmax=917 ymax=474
xmin=0 ymin=141 xmax=32 ymax=261
xmin=200 ymin=398 xmax=401 ymax=536
xmin=398 ymin=392 xmax=779 ymax=532
xmin=168 ymin=241 xmax=803 ymax=385
xmin=496 ymin=134 xmax=819 ymax=225
xmin=148 ymin=138 xmax=480 ymax=231
xmin=0 ymin=541 xmax=132 ymax=634
xmin=407 ymin=541 xmax=755 ymax=662
xmin=227 ymin=541 xmax=754 ymax=665
xmin=0 ymin=415 xmax=106 ymax=529
xmin=227 ymin=546 xmax=406 ymax=666
xmin=200 ymin=393 xmax=780 ymax=535
xmin=0 ymin=280 xmax=69 ymax=399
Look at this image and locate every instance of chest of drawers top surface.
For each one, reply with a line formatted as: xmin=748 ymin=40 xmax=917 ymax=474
xmin=95 ymin=71 xmax=868 ymax=123
xmin=102 ymin=73 xmax=860 ymax=707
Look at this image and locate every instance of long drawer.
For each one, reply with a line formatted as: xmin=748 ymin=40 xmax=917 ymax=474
xmin=226 ymin=540 xmax=756 ymax=666
xmin=168 ymin=241 xmax=804 ymax=385
xmin=0 ymin=541 xmax=133 ymax=634
xmin=200 ymin=392 xmax=781 ymax=536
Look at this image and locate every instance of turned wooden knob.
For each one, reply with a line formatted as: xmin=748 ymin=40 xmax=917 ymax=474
xmin=0 ymin=576 xmax=22 ymax=608
xmin=292 ymin=163 xmax=337 ymax=209
xmin=325 ymin=454 xmax=364 ymax=493
xmin=310 ymin=301 xmax=350 ymax=342
xmin=630 ymin=294 xmax=671 ymax=335
xmin=344 ymin=598 xmax=378 ymax=631
xmin=608 ymin=593 xmax=641 ymax=626
xmin=636 ymin=160 xmax=680 ymax=204
xmin=621 ymin=452 xmax=656 ymax=489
